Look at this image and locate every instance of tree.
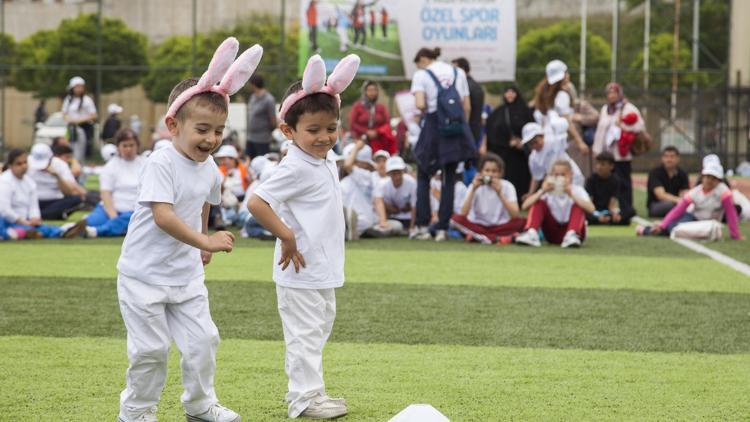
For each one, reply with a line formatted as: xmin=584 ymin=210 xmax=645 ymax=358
xmin=140 ymin=35 xmax=194 ymax=103
xmin=14 ymin=14 xmax=148 ymax=98
xmin=515 ymin=22 xmax=611 ymax=97
xmin=0 ymin=33 xmax=16 ymax=82
xmin=629 ymin=32 xmax=707 ymax=92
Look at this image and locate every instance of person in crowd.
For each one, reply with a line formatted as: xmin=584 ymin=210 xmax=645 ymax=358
xmin=62 ymin=76 xmax=97 ymax=162
xmin=482 ymin=85 xmax=534 ymax=202
xmin=0 ymin=148 xmax=84 ymax=240
xmin=429 ymin=165 xmax=468 ymax=228
xmin=521 ymin=120 xmax=583 ymax=199
xmin=411 ymin=47 xmax=476 ymax=241
xmin=450 ymin=153 xmax=525 ymax=244
xmin=238 ymin=158 xmax=275 ymax=240
xmin=64 ymin=129 xmax=145 ymax=238
xmin=101 ymin=103 xmax=123 ymax=143
xmin=101 ymin=143 xmax=118 ymax=162
xmin=306 ymin=0 xmax=319 ymax=52
xmin=246 ymin=74 xmax=277 ymax=158
xmin=349 ymin=81 xmax=396 ymax=154
xmin=351 ymin=1 xmax=366 ymax=46
xmin=380 ymin=7 xmax=388 ymax=37
xmin=592 ymin=82 xmax=644 ymax=213
xmin=52 ymin=143 xmax=83 ymax=180
xmin=372 ymin=149 xmax=390 ymax=181
xmin=369 ymin=7 xmax=376 ymax=38
xmin=646 ymin=146 xmax=690 ymax=217
xmin=214 ymin=145 xmax=249 ymax=226
xmin=585 ymin=152 xmax=634 ymax=225
xmin=341 ymin=140 xmax=381 ymax=239
xmin=26 ymin=143 xmax=84 ymax=220
xmin=335 ymin=6 xmax=351 ymax=52
xmin=452 ymin=57 xmax=485 ymax=150
xmin=374 ymin=155 xmax=416 ymax=235
xmin=34 ymin=99 xmax=48 ymax=126
xmin=515 ymin=159 xmax=595 ymax=248
xmin=637 ymin=158 xmax=742 ymax=240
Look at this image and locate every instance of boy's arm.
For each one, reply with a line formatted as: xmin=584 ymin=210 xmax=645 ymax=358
xmin=522 ymin=180 xmax=550 ymax=211
xmin=151 ymin=202 xmax=234 ymax=253
xmin=374 ymin=197 xmax=389 ymax=228
xmin=247 ymin=194 xmax=306 ymax=272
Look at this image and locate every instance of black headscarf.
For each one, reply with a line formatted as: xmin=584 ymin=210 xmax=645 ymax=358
xmin=485 ymin=85 xmax=533 ymax=152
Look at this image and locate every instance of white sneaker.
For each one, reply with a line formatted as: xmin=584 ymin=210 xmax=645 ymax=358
xmin=85 ymin=226 xmax=97 ymax=238
xmin=434 ymin=230 xmax=447 ymax=242
xmin=5 ymin=228 xmax=19 ymax=240
xmin=300 ymin=395 xmax=348 ymax=419
xmin=515 ymin=228 xmax=541 ymax=247
xmin=561 ymin=230 xmax=582 ymax=248
xmin=410 ymin=226 xmax=432 ymax=241
xmin=118 ymin=406 xmax=158 ymax=422
xmin=186 ymin=403 xmax=240 ymax=422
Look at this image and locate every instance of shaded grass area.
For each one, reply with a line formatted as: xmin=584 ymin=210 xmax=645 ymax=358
xmin=2 ymin=277 xmax=749 ymax=354
xmin=1 ymin=336 xmax=749 ymax=421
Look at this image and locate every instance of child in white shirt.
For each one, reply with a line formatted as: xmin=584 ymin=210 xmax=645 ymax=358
xmin=248 ymin=53 xmax=359 ymax=420
xmin=374 ymin=155 xmax=416 ymax=234
xmin=341 ymin=140 xmax=379 ymax=239
xmin=451 ymin=153 xmax=525 ymax=244
xmin=522 ymin=119 xmax=584 ymax=197
xmin=116 ymin=37 xmax=260 ymax=422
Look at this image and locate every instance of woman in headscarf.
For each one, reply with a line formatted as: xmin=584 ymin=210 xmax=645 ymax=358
xmin=592 ymin=82 xmax=644 ymax=213
xmin=348 ymin=80 xmax=397 ymax=154
xmin=481 ymin=85 xmax=534 ymax=202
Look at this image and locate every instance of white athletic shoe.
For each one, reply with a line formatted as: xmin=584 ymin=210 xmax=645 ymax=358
xmin=300 ymin=395 xmax=348 ymax=419
xmin=561 ymin=230 xmax=582 ymax=248
xmin=5 ymin=228 xmax=19 ymax=240
xmin=117 ymin=406 xmax=158 ymax=422
xmin=434 ymin=230 xmax=447 ymax=242
xmin=515 ymin=228 xmax=541 ymax=247
xmin=85 ymin=226 xmax=97 ymax=238
xmin=186 ymin=403 xmax=240 ymax=422
xmin=410 ymin=226 xmax=431 ymax=241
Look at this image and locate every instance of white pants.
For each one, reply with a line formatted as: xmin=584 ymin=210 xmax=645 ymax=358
xmin=117 ymin=274 xmax=220 ymax=419
xmin=276 ymin=285 xmax=337 ymax=418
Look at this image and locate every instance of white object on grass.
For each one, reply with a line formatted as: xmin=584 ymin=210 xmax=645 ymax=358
xmin=388 ymin=404 xmax=449 ymax=422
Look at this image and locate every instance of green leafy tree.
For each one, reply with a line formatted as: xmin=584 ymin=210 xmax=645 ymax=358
xmin=515 ymin=22 xmax=611 ymax=96
xmin=629 ymin=32 xmax=707 ymax=91
xmin=140 ymin=35 xmax=195 ymax=103
xmin=0 ymin=33 xmax=16 ymax=82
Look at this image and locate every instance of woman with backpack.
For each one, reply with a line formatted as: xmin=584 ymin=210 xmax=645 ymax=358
xmin=409 ymin=47 xmax=476 ymax=242
xmin=62 ymin=76 xmax=97 ymax=162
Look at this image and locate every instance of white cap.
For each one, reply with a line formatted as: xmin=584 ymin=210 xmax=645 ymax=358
xmin=521 ymin=122 xmax=544 ymax=144
xmin=279 ymin=140 xmax=292 ymax=154
xmin=702 ymin=154 xmax=721 ymax=168
xmin=153 ymin=139 xmax=172 ymax=151
xmin=107 ymin=103 xmax=123 ymax=114
xmin=28 ymin=143 xmax=53 ymax=170
xmin=100 ymin=143 xmax=118 ymax=162
xmin=545 ymin=60 xmax=567 ymax=85
xmin=373 ymin=149 xmax=391 ymax=160
xmin=68 ymin=76 xmax=85 ymax=89
xmin=214 ymin=145 xmax=238 ymax=159
xmin=702 ymin=162 xmax=724 ymax=179
xmin=385 ymin=156 xmax=407 ymax=173
xmin=343 ymin=143 xmax=374 ymax=165
xmin=250 ymin=155 xmax=270 ymax=178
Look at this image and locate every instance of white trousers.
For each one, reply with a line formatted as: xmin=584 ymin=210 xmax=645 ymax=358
xmin=117 ymin=274 xmax=220 ymax=418
xmin=276 ymin=285 xmax=337 ymax=418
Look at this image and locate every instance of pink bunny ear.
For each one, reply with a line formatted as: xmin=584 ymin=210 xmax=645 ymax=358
xmin=301 ymin=55 xmax=327 ymax=93
xmin=196 ymin=37 xmax=239 ymax=90
xmin=216 ymin=44 xmax=264 ymax=96
xmin=326 ymin=54 xmax=360 ymax=94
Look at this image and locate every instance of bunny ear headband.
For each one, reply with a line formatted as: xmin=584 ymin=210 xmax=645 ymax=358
xmin=166 ymin=37 xmax=263 ymax=122
xmin=279 ymin=54 xmax=361 ymax=122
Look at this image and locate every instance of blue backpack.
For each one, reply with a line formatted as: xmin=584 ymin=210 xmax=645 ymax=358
xmin=425 ymin=67 xmax=466 ymax=137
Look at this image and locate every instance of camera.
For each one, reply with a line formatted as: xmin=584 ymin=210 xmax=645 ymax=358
xmin=482 ymin=175 xmax=492 ymax=185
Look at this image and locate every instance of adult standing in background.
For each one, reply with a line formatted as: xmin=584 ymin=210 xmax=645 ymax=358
xmin=306 ymin=0 xmax=319 ymax=52
xmin=246 ymin=74 xmax=277 ymax=158
xmin=451 ymin=57 xmax=484 ymax=149
xmin=349 ymin=81 xmax=396 ymax=155
xmin=482 ymin=85 xmax=534 ymax=202
xmin=61 ymin=76 xmax=97 ymax=162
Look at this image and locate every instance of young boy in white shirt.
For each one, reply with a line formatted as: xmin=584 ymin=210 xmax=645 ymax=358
xmin=451 ymin=152 xmax=525 ymax=244
xmin=374 ymin=155 xmax=416 ymax=234
xmin=515 ymin=159 xmax=595 ymax=248
xmin=248 ymin=53 xmax=359 ymax=420
xmin=116 ymin=37 xmax=262 ymax=422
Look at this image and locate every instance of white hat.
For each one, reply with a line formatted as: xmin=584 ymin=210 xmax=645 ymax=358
xmin=214 ymin=145 xmax=238 ymax=159
xmin=702 ymin=154 xmax=721 ymax=167
xmin=545 ymin=60 xmax=567 ymax=85
xmin=107 ymin=103 xmax=123 ymax=114
xmin=250 ymin=155 xmax=270 ymax=178
xmin=28 ymin=143 xmax=53 ymax=170
xmin=373 ymin=149 xmax=391 ymax=160
xmin=385 ymin=156 xmax=407 ymax=173
xmin=521 ymin=122 xmax=544 ymax=144
xmin=153 ymin=139 xmax=172 ymax=151
xmin=702 ymin=162 xmax=724 ymax=179
xmin=100 ymin=143 xmax=118 ymax=162
xmin=343 ymin=143 xmax=374 ymax=165
xmin=279 ymin=140 xmax=292 ymax=154
xmin=68 ymin=76 xmax=85 ymax=89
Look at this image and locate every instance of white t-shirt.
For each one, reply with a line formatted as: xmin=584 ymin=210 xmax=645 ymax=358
xmin=117 ymin=145 xmax=222 ymax=286
xmin=430 ymin=178 xmax=467 ymax=214
xmin=223 ymin=168 xmax=246 ymax=197
xmin=467 ymin=181 xmax=517 ymax=226
xmin=99 ymin=155 xmax=145 ymax=212
xmin=374 ymin=174 xmax=417 ymax=220
xmin=253 ymin=145 xmax=345 ymax=289
xmin=341 ymin=167 xmax=378 ymax=234
xmin=62 ymin=95 xmax=97 ymax=122
xmin=410 ymin=61 xmax=470 ymax=114
xmin=28 ymin=156 xmax=76 ymax=201
xmin=528 ymin=115 xmax=584 ymax=186
xmin=687 ymin=183 xmax=731 ymax=221
xmin=0 ymin=170 xmax=40 ymax=222
xmin=553 ymin=90 xmax=572 ymax=116
xmin=542 ymin=185 xmax=590 ymax=224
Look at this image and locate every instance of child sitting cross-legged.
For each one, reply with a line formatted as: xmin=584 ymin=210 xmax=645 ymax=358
xmin=515 ymin=159 xmax=595 ymax=248
xmin=450 ymin=152 xmax=525 ymax=244
xmin=373 ymin=155 xmax=416 ymax=235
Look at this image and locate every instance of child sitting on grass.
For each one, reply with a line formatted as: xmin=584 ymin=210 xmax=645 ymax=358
xmin=585 ymin=151 xmax=634 ymax=225
xmin=374 ymin=155 xmax=416 ymax=235
xmin=515 ymin=159 xmax=595 ymax=248
xmin=450 ymin=152 xmax=525 ymax=244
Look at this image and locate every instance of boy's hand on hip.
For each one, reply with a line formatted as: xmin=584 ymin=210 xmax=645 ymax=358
xmin=205 ymin=231 xmax=235 ymax=253
xmin=279 ymin=236 xmax=306 ymax=273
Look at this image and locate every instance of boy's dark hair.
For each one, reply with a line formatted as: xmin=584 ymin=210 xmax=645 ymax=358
xmin=3 ymin=148 xmax=26 ymax=171
xmin=249 ymin=74 xmax=265 ymax=89
xmin=595 ymin=151 xmax=615 ymax=165
xmin=280 ymin=80 xmax=340 ymax=129
xmin=478 ymin=152 xmax=504 ymax=172
xmin=167 ymin=77 xmax=228 ymax=122
xmin=413 ymin=47 xmax=441 ymax=63
xmin=114 ymin=128 xmax=140 ymax=146
xmin=452 ymin=57 xmax=470 ymax=74
xmin=52 ymin=144 xmax=73 ymax=156
xmin=662 ymin=145 xmax=680 ymax=155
